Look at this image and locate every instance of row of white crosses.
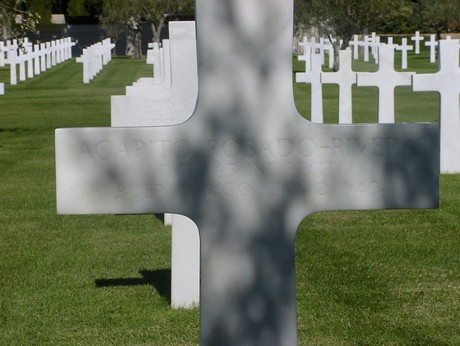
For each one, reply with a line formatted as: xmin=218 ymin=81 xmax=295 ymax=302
xmin=348 ymin=31 xmax=445 ymax=68
xmin=111 ymin=22 xmax=199 ymax=309
xmin=75 ymin=38 xmax=115 ymax=84
xmin=0 ymin=37 xmax=75 ymax=88
xmin=296 ymin=39 xmax=460 ymax=173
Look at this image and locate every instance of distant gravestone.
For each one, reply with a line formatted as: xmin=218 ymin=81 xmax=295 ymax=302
xmin=56 ymin=0 xmax=439 ymax=344
xmin=425 ymin=34 xmax=438 ymax=63
xmin=413 ymin=39 xmax=460 ymax=174
xmin=130 ymin=40 xmax=172 ymax=90
xmin=0 ymin=83 xmax=4 ymax=95
xmin=321 ymin=49 xmax=357 ymax=124
xmin=348 ymin=34 xmax=360 ymax=60
xmin=396 ymin=38 xmax=413 ymax=70
xmin=0 ymin=41 xmax=4 ymax=67
xmin=411 ymin=31 xmax=424 ymax=54
xmin=357 ymin=45 xmax=414 ymax=123
xmin=298 ymin=37 xmax=312 ymax=73
xmin=6 ymin=41 xmax=18 ymax=85
xmin=361 ymin=35 xmax=370 ymax=62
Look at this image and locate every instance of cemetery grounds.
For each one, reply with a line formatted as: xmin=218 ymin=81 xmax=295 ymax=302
xmin=0 ymin=50 xmax=459 ymax=345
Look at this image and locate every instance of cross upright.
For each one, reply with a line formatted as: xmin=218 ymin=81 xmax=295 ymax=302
xmin=357 ymin=45 xmax=414 ymax=123
xmin=56 ymin=1 xmax=439 ymax=344
xmin=413 ymin=39 xmax=460 ymax=173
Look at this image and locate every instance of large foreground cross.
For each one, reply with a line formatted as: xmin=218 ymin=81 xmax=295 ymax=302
xmin=56 ymin=1 xmax=439 ymax=344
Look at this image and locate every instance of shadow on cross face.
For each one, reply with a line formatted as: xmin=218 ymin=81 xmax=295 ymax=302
xmin=56 ymin=0 xmax=439 ymax=344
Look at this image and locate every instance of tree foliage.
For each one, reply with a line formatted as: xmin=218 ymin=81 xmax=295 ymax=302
xmin=99 ymin=0 xmax=194 ymax=58
xmin=414 ymin=0 xmax=460 ymax=35
xmin=0 ymin=0 xmax=42 ymax=41
xmin=295 ymin=0 xmax=460 ymax=42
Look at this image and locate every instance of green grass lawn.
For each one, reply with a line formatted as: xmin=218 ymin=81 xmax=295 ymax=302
xmin=0 ymin=49 xmax=459 ymax=345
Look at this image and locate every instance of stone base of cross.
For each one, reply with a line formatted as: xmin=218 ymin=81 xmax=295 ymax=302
xmin=56 ymin=1 xmax=439 ymax=344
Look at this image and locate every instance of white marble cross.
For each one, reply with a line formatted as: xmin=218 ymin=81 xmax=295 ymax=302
xmin=33 ymin=44 xmax=41 ymax=76
xmin=6 ymin=41 xmax=18 ymax=85
xmin=357 ymin=45 xmax=414 ymax=123
xmin=55 ymin=1 xmax=439 ymax=344
xmin=413 ymin=39 xmax=460 ymax=173
xmin=360 ymin=35 xmax=370 ymax=62
xmin=0 ymin=41 xmax=4 ymax=67
xmin=298 ymin=36 xmax=312 ymax=72
xmin=296 ymin=53 xmax=323 ymax=123
xmin=396 ymin=38 xmax=413 ymax=70
xmin=348 ymin=34 xmax=360 ymax=60
xmin=411 ymin=31 xmax=424 ymax=54
xmin=425 ymin=34 xmax=438 ymax=63
xmin=321 ymin=49 xmax=357 ymax=124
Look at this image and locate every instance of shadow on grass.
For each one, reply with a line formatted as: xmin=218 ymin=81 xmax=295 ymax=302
xmin=95 ymin=268 xmax=171 ymax=304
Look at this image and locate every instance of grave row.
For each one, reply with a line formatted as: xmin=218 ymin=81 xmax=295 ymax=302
xmin=55 ymin=1 xmax=439 ymax=343
xmin=296 ymin=40 xmax=460 ymax=174
xmin=301 ymin=31 xmax=453 ymax=71
xmin=75 ymin=38 xmax=115 ymax=84
xmin=0 ymin=37 xmax=75 ymax=89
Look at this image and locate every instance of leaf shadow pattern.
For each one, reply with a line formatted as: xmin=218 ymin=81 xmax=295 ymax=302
xmin=95 ymin=268 xmax=171 ymax=305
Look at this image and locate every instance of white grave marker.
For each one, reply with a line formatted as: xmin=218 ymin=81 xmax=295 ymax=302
xmin=0 ymin=41 xmax=4 ymax=67
xmin=411 ymin=31 xmax=424 ymax=54
xmin=396 ymin=38 xmax=413 ymax=70
xmin=321 ymin=49 xmax=357 ymax=124
xmin=413 ymin=39 xmax=460 ymax=173
xmin=55 ymin=0 xmax=439 ymax=343
xmin=349 ymin=35 xmax=360 ymax=60
xmin=361 ymin=35 xmax=370 ymax=62
xmin=357 ymin=45 xmax=414 ymax=123
xmin=425 ymin=34 xmax=438 ymax=63
xmin=0 ymin=83 xmax=4 ymax=95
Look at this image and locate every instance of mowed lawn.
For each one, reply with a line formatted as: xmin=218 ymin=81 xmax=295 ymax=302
xmin=0 ymin=48 xmax=459 ymax=345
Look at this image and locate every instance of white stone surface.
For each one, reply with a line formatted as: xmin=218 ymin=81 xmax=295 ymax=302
xmin=357 ymin=45 xmax=414 ymax=123
xmin=171 ymin=214 xmax=200 ymax=309
xmin=413 ymin=39 xmax=460 ymax=173
xmin=111 ymin=22 xmax=197 ymax=127
xmin=0 ymin=83 xmax=4 ymax=95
